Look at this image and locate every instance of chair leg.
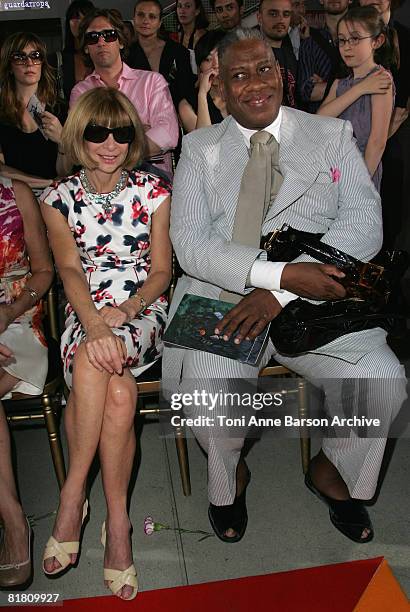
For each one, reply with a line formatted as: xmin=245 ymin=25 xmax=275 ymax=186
xmin=174 ymin=425 xmax=191 ymax=496
xmin=298 ymin=379 xmax=311 ymax=474
xmin=41 ymin=393 xmax=66 ymax=489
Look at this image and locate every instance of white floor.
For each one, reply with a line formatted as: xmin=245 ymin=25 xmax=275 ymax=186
xmin=4 ymin=395 xmax=409 ymax=605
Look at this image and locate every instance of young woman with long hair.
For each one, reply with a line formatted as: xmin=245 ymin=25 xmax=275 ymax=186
xmin=0 ymin=32 xmax=69 ymax=193
xmin=127 ymin=0 xmax=194 ymax=107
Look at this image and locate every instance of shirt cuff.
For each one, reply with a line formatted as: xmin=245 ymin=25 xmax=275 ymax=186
xmin=250 ymin=260 xmax=287 ymax=292
xmin=272 ymin=289 xmax=298 ymax=308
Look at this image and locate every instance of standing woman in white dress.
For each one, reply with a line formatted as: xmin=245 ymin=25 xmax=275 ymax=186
xmin=0 ymin=176 xmax=53 ymax=588
xmin=39 ymin=88 xmax=171 ymax=601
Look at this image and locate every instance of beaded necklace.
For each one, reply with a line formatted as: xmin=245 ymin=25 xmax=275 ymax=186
xmin=80 ymin=168 xmax=128 ymax=214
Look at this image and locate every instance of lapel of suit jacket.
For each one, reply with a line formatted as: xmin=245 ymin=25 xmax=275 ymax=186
xmin=265 ymin=106 xmax=324 ymax=222
xmin=213 ymin=117 xmax=249 ymax=228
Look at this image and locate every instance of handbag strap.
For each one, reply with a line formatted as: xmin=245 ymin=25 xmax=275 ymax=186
xmin=55 ymin=51 xmax=65 ymax=101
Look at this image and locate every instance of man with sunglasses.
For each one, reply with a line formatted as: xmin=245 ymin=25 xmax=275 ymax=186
xmin=70 ymin=8 xmax=178 ymax=177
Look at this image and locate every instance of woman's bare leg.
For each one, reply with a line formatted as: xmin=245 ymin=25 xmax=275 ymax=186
xmin=0 ymin=372 xmax=29 ymax=566
xmin=99 ymin=369 xmax=138 ymax=600
xmin=44 ymin=343 xmax=112 ymax=572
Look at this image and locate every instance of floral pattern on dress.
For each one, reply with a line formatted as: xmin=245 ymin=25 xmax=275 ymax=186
xmin=0 ymin=181 xmax=45 ymax=347
xmin=41 ymin=170 xmax=171 ymax=387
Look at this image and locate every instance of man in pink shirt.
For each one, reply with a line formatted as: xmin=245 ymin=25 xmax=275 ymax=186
xmin=70 ymin=9 xmax=179 ymax=177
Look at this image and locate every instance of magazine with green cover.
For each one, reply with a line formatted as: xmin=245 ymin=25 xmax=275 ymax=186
xmin=163 ymin=294 xmax=270 ymax=366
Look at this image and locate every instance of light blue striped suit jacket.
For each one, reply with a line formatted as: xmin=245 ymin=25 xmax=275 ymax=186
xmin=165 ymin=107 xmax=386 ymax=369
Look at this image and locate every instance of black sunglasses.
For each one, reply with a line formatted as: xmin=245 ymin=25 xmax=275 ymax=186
xmin=84 ymin=29 xmax=119 ymax=45
xmin=84 ymin=124 xmax=136 ymax=144
xmin=10 ymin=50 xmax=43 ymax=65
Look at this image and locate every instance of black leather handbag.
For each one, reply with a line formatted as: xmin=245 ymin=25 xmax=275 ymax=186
xmin=261 ymin=225 xmax=408 ymax=355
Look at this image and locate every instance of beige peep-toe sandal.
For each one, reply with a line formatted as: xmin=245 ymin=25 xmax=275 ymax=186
xmin=101 ymin=521 xmax=138 ymax=601
xmin=43 ymin=499 xmax=89 ymax=576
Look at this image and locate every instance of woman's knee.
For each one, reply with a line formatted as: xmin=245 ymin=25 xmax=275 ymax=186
xmin=104 ymin=375 xmax=138 ymax=425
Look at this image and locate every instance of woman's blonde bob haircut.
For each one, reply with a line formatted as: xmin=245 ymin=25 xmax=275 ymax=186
xmin=62 ymin=88 xmax=147 ymax=170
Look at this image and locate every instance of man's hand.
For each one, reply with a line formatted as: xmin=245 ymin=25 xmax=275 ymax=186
xmin=215 ymin=289 xmax=282 ymax=344
xmin=311 ymin=73 xmax=325 ymax=84
xmin=281 ymin=262 xmax=346 ymax=299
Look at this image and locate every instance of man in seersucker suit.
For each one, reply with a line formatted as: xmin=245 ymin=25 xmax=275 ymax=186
xmin=163 ymin=28 xmax=406 ymax=544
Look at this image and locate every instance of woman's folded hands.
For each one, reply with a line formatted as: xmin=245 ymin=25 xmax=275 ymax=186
xmin=84 ymin=317 xmax=126 ymax=376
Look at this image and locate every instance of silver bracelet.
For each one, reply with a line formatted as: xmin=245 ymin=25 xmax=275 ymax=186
xmin=23 ymin=286 xmax=40 ymax=303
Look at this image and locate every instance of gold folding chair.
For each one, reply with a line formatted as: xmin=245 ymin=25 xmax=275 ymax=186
xmin=259 ymin=361 xmax=310 ymax=474
xmin=3 ymin=283 xmax=66 ymax=490
xmin=136 ymin=252 xmax=191 ymax=495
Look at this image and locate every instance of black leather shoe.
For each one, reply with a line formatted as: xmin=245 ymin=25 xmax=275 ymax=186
xmin=305 ymin=472 xmax=374 ymax=543
xmin=208 ymin=472 xmax=251 ymax=543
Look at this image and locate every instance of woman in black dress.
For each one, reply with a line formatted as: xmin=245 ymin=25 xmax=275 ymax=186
xmin=127 ymin=0 xmax=194 ymax=107
xmin=171 ymin=0 xmax=208 ymax=73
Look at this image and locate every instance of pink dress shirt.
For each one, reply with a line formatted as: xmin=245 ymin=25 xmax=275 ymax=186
xmin=70 ymin=62 xmax=179 ymax=177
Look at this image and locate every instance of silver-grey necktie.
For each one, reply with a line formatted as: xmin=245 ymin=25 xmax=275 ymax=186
xmin=220 ymin=131 xmax=283 ymax=303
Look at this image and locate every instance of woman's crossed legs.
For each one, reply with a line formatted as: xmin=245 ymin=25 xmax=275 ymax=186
xmin=43 ymin=343 xmax=138 ymax=599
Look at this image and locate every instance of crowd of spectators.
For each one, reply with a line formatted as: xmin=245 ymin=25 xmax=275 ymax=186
xmin=0 ymin=0 xmax=408 ymax=187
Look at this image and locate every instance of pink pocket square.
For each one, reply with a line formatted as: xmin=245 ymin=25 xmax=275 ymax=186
xmin=330 ymin=167 xmax=341 ymax=183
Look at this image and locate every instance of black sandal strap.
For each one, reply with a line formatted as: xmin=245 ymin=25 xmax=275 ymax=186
xmin=305 ymin=472 xmax=374 ymax=543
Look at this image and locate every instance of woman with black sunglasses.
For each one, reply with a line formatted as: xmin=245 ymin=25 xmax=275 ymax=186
xmin=40 ymin=87 xmax=171 ymax=602
xmin=0 ymin=32 xmax=69 ymax=195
